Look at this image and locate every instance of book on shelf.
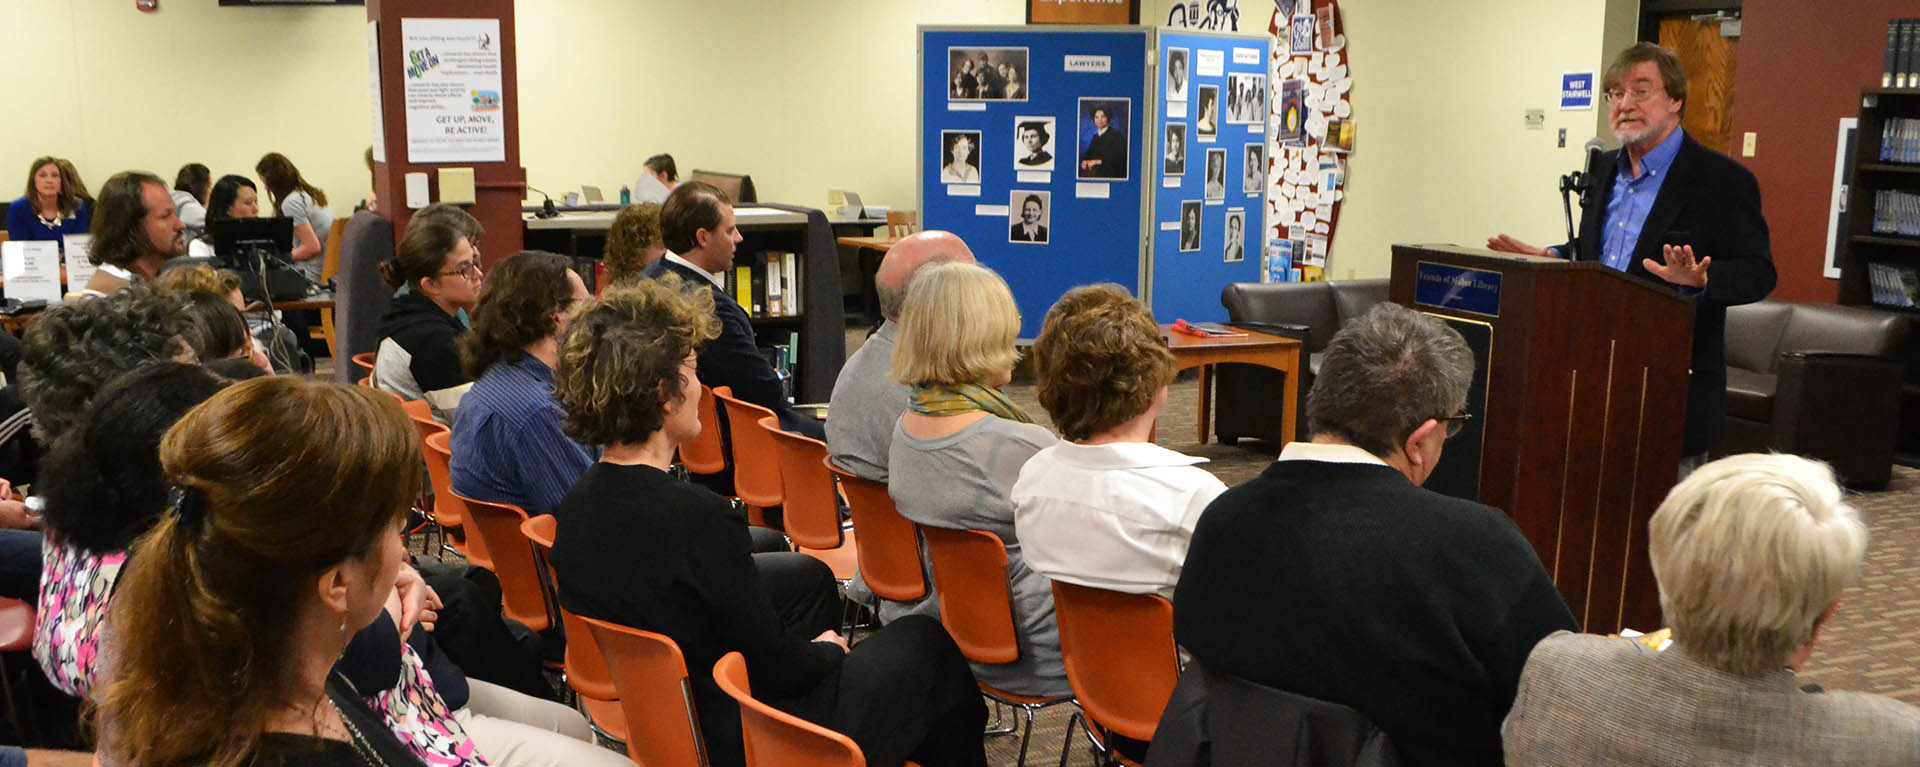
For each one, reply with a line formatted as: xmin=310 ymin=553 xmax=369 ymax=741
xmin=720 ymin=252 xmax=805 ymax=319
xmin=1872 ymin=189 xmax=1920 ymax=236
xmin=1879 ymin=117 xmax=1920 ymax=164
xmin=1888 ymin=19 xmax=1901 ymax=88
xmin=1868 ymin=262 xmax=1920 ymax=308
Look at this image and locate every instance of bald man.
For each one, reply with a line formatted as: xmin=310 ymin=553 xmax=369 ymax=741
xmin=827 ymin=230 xmax=976 ymax=482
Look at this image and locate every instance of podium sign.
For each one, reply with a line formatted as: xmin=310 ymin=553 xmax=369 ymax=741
xmin=1391 ymin=244 xmax=1693 ymax=634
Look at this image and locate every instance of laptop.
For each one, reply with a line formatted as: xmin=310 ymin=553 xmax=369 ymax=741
xmin=839 ymin=191 xmax=866 ymax=219
xmin=581 ymin=185 xmax=604 ymax=203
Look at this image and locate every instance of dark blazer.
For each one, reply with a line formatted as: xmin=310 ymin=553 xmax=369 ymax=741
xmin=643 ymin=258 xmax=823 ymax=439
xmin=1149 ymin=660 xmax=1399 ymax=767
xmin=1010 ymin=223 xmax=1047 ymax=242
xmin=1017 ymin=150 xmax=1052 ymax=167
xmin=1558 ymin=132 xmax=1774 ymax=455
xmin=1081 ymin=128 xmax=1128 ymax=179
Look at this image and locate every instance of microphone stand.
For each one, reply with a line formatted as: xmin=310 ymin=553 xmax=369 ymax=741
xmin=525 ymin=185 xmax=560 ymax=218
xmin=1557 ymin=170 xmax=1591 ymax=262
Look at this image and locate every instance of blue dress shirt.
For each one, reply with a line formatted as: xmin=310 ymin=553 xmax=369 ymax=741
xmin=1597 ymin=128 xmax=1686 ymax=273
xmin=449 ymin=354 xmax=595 ymax=517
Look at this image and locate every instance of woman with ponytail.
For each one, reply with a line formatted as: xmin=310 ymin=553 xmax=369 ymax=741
xmin=94 ymin=376 xmax=420 ymax=767
xmin=372 ymin=216 xmax=481 ymax=423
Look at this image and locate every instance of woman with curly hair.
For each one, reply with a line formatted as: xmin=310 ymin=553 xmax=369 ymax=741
xmin=601 ymin=201 xmax=664 ymax=286
xmin=1012 ymin=283 xmax=1224 ymax=601
xmin=549 ymin=278 xmax=986 ymax=767
xmin=449 ymin=251 xmax=592 ymax=518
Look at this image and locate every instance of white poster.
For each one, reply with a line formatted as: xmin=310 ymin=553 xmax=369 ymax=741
xmin=2 ymin=241 xmax=63 ymax=303
xmin=402 ymin=17 xmax=505 ymax=163
xmin=368 ymin=21 xmax=386 ymax=163
xmin=62 ymin=234 xmax=95 ymax=294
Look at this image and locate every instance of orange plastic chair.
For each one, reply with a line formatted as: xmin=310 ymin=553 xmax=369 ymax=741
xmin=400 ymin=399 xmax=440 ymax=435
xmin=760 ymin=416 xmax=858 ymax=581
xmin=422 ymin=431 xmax=485 ymax=568
xmin=825 ymin=462 xmax=926 ymax=603
xmin=678 ymin=384 xmax=729 ymax=476
xmin=919 ymin=527 xmax=1072 ymax=767
xmin=582 ymin=615 xmax=709 ymax=767
xmin=351 ymin=351 xmax=377 ymax=377
xmin=713 ymin=651 xmax=868 ymax=767
xmin=714 ymin=387 xmax=783 ymax=527
xmin=0 ymin=597 xmax=36 ymax=742
xmin=1051 ymin=581 xmax=1181 ymax=766
xmin=521 ymin=515 xmax=629 ymax=745
xmin=452 ymin=491 xmax=553 ymax=633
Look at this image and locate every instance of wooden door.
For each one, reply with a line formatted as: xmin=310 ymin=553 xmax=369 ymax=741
xmin=1657 ymin=17 xmax=1739 ymax=155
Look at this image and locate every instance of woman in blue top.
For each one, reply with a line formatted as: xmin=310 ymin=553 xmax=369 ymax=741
xmin=6 ymin=157 xmax=92 ymax=249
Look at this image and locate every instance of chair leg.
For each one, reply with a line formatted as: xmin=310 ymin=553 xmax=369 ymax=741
xmin=1013 ymin=703 xmax=1037 ymax=767
xmin=984 ymin=698 xmax=1016 ymax=735
xmin=1057 ymin=710 xmax=1083 ymax=767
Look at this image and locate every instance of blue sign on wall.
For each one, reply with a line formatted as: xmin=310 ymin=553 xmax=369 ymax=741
xmin=1561 ymin=71 xmax=1595 ymax=110
xmin=1413 ymin=262 xmax=1503 ymax=317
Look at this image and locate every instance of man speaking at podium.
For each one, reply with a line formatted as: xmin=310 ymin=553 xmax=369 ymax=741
xmin=1486 ymin=43 xmax=1775 ymax=471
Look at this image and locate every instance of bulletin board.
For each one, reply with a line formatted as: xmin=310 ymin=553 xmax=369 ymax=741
xmin=920 ymin=26 xmax=1152 ymax=338
xmin=1150 ymin=29 xmax=1271 ymax=324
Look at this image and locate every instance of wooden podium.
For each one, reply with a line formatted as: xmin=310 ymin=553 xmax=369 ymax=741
xmin=1389 ymin=244 xmax=1694 ymax=634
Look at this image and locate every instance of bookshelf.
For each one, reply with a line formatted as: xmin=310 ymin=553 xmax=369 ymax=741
xmin=1837 ymin=88 xmax=1920 ymax=462
xmin=524 ymin=203 xmax=846 ymax=403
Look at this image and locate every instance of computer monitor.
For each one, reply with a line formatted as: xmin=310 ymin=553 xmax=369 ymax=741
xmin=689 ymin=169 xmax=757 ymax=204
xmin=210 ymin=216 xmax=294 ymax=268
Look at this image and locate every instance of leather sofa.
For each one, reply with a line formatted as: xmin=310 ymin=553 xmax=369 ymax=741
xmin=1719 ymin=299 xmax=1911 ymax=489
xmin=1214 ymin=280 xmax=1389 ymax=445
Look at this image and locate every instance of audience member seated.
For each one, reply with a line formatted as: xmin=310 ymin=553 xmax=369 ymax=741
xmin=1013 ymin=284 xmax=1224 ymax=601
xmin=6 ymin=156 xmax=91 ymax=248
xmin=185 ymin=174 xmax=260 ymax=259
xmin=92 ymin=377 xmax=430 ymax=767
xmin=601 ymin=201 xmax=664 ymax=285
xmin=151 ymin=264 xmax=275 ymax=374
xmin=170 ymin=163 xmax=210 ymax=243
xmin=548 ymin=278 xmax=986 ymax=767
xmin=171 ymin=290 xmax=273 ymax=374
xmin=644 ymin=181 xmax=822 ymax=439
xmin=255 ymin=152 xmax=334 ymax=284
xmin=825 ymin=230 xmax=974 ymax=622
xmin=886 ymin=262 xmax=1066 ymax=697
xmin=374 ymin=218 xmax=481 ymax=422
xmin=450 ymin=251 xmax=593 ymax=518
xmin=633 ymin=152 xmax=677 ymax=204
xmin=1173 ymin=302 xmax=1577 ymax=767
xmin=1503 ymin=453 xmax=1920 ymax=764
xmin=19 ymin=286 xmax=192 ymax=445
xmin=80 ymin=171 xmax=186 ymax=296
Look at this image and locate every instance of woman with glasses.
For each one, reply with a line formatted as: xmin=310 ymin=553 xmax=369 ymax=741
xmin=373 ymin=217 xmax=481 ymax=423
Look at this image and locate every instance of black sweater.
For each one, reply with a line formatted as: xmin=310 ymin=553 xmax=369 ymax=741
xmin=1173 ymin=459 xmax=1577 ymax=767
xmin=550 ymin=462 xmax=843 ymax=767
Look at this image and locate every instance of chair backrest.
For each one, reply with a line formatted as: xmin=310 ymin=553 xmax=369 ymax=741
xmin=679 ymin=384 xmax=728 ymax=475
xmin=453 ymin=491 xmax=551 ymax=632
xmin=399 ymin=397 xmax=435 ymax=428
xmin=885 ymin=210 xmax=918 ymax=239
xmin=712 ymin=651 xmax=866 ymax=767
xmin=407 ymin=406 xmax=449 ymax=445
xmin=824 ymin=461 xmax=925 ymax=602
xmin=1051 ymin=581 xmax=1181 ymax=743
xmin=688 ymin=169 xmax=756 ymax=204
xmin=320 ymin=217 xmax=349 ymax=283
xmin=919 ymin=526 xmax=1019 ymax=664
xmin=582 ymin=615 xmax=710 ymax=767
xmin=352 ymin=351 xmax=378 ymax=375
xmin=420 ymin=432 xmax=486 ymax=566
xmin=760 ymin=416 xmax=842 ymax=550
xmin=520 ymin=515 xmax=619 ymax=702
xmin=715 ymin=388 xmax=783 ymax=509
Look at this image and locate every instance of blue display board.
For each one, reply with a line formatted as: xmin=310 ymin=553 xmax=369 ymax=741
xmin=1149 ymin=30 xmax=1270 ymax=325
xmin=921 ymin=27 xmax=1150 ymax=338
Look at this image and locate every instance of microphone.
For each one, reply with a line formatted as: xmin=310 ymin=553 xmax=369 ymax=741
xmin=525 ymin=185 xmax=560 ymax=218
xmin=1557 ymin=137 xmax=1610 ymax=262
xmin=1580 ymin=137 xmax=1607 ymax=206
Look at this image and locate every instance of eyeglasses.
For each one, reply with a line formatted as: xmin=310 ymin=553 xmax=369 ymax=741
xmin=1603 ymin=87 xmax=1662 ymax=105
xmin=439 ymin=261 xmax=482 ymax=280
xmin=1437 ymin=411 xmax=1474 ymax=439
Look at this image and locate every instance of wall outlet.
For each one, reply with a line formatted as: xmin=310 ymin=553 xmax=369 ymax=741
xmin=1742 ymin=132 xmax=1757 ymax=157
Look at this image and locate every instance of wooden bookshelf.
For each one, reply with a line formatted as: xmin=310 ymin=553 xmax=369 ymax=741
xmin=1838 ymin=88 xmax=1920 ymax=462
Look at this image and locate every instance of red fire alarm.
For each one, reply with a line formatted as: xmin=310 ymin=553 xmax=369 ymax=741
xmin=137 ymin=0 xmax=158 ymax=11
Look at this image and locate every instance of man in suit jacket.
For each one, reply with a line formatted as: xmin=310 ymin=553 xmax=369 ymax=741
xmin=1175 ymin=303 xmax=1577 ymax=767
xmin=1490 ymin=43 xmax=1775 ymax=461
xmin=642 ymin=181 xmax=824 ymax=440
xmin=1504 ymin=454 xmax=1920 ymax=765
xmin=1079 ymin=106 xmax=1128 ymax=179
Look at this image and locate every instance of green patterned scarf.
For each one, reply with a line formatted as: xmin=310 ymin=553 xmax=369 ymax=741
xmin=907 ymin=383 xmax=1035 ymax=424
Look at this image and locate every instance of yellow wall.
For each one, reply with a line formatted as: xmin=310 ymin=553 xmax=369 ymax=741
xmin=2 ymin=0 xmax=1638 ymax=284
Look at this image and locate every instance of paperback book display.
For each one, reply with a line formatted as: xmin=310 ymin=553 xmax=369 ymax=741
xmin=1878 ymin=117 xmax=1920 ymax=164
xmin=723 ymin=251 xmax=804 ymax=319
xmin=1867 ymin=262 xmax=1920 ymax=308
xmin=1872 ymin=190 xmax=1920 ymax=237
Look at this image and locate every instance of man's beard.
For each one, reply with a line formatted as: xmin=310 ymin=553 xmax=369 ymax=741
xmin=1612 ymin=118 xmax=1663 ymax=147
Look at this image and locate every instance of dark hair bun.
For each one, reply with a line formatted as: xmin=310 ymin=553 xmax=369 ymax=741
xmin=377 ymin=259 xmax=405 ymax=289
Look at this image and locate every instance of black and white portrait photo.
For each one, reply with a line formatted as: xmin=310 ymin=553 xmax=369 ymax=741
xmin=948 ymin=47 xmax=1029 ymax=101
xmin=1077 ymin=97 xmax=1131 ymax=181
xmin=1243 ymin=143 xmax=1265 ymax=194
xmin=939 ymin=130 xmax=982 ymax=184
xmin=1166 ymin=47 xmax=1189 ymax=102
xmin=1014 ymin=116 xmax=1056 ymax=170
xmin=1196 ymin=85 xmax=1219 ymax=139
xmin=1223 ymin=208 xmax=1246 ymax=263
xmin=1009 ymin=190 xmax=1051 ymax=245
xmin=1204 ymin=148 xmax=1226 ymax=202
xmin=1164 ymin=123 xmax=1187 ymax=175
xmin=1226 ymin=73 xmax=1266 ymax=124
xmin=1179 ymin=200 xmax=1202 ymax=252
